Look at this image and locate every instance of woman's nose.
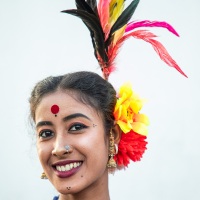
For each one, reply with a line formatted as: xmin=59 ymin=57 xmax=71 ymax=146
xmin=52 ymin=137 xmax=73 ymax=158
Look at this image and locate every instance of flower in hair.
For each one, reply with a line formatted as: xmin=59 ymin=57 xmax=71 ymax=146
xmin=114 ymin=83 xmax=149 ymax=136
xmin=114 ymin=83 xmax=149 ymax=168
xmin=115 ymin=130 xmax=147 ymax=167
xmin=62 ymin=0 xmax=187 ymax=168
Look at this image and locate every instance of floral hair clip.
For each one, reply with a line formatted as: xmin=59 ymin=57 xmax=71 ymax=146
xmin=114 ymin=83 xmax=149 ymax=168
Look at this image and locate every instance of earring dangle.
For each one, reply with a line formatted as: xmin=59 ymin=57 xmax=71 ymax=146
xmin=107 ymin=131 xmax=117 ymax=172
xmin=40 ymin=172 xmax=48 ymax=179
xmin=115 ymin=144 xmax=118 ymax=154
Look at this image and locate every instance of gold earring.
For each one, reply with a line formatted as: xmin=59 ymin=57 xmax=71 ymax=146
xmin=107 ymin=131 xmax=117 ymax=172
xmin=41 ymin=172 xmax=48 ymax=179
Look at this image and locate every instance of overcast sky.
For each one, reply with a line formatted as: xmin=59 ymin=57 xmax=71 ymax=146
xmin=0 ymin=0 xmax=200 ymax=199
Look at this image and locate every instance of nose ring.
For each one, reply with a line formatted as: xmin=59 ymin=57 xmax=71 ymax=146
xmin=65 ymin=145 xmax=71 ymax=153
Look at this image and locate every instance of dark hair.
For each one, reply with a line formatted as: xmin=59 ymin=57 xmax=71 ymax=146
xmin=29 ymin=71 xmax=116 ymax=133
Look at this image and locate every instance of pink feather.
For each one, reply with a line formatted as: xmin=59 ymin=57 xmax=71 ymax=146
xmin=109 ymin=30 xmax=187 ymax=77
xmin=124 ymin=30 xmax=187 ymax=77
xmin=125 ymin=20 xmax=179 ymax=37
xmin=98 ymin=0 xmax=110 ymax=35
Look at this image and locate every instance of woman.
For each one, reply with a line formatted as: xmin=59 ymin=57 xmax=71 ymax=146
xmin=29 ymin=0 xmax=186 ymax=199
xmin=30 ymin=71 xmax=129 ymax=200
xmin=30 ymin=71 xmax=121 ymax=200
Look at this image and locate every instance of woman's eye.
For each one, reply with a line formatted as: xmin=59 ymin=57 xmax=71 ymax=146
xmin=39 ymin=130 xmax=54 ymax=138
xmin=69 ymin=123 xmax=88 ymax=132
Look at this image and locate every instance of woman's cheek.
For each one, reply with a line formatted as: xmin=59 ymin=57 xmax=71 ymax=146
xmin=37 ymin=143 xmax=50 ymax=164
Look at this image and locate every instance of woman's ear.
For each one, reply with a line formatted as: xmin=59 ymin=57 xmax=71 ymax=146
xmin=112 ymin=124 xmax=122 ymax=144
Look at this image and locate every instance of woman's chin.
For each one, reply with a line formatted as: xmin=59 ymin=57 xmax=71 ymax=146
xmin=56 ymin=185 xmax=83 ymax=196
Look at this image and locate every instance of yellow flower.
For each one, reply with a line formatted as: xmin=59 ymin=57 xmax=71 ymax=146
xmin=114 ymin=83 xmax=149 ymax=136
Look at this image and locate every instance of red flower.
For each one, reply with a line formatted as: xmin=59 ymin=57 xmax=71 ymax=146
xmin=114 ymin=130 xmax=148 ymax=168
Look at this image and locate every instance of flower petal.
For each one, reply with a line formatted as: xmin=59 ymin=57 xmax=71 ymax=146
xmin=134 ymin=113 xmax=150 ymax=125
xmin=117 ymin=120 xmax=131 ymax=133
xmin=132 ymin=122 xmax=148 ymax=136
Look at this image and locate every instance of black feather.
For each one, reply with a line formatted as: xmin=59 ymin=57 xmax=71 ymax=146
xmin=86 ymin=0 xmax=98 ymax=14
xmin=74 ymin=0 xmax=99 ymax=59
xmin=109 ymin=0 xmax=140 ymax=37
xmin=75 ymin=0 xmax=95 ymax=15
xmin=61 ymin=9 xmax=108 ymax=63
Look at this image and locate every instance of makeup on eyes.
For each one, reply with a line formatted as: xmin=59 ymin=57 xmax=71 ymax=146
xmin=38 ymin=129 xmax=54 ymax=139
xmin=37 ymin=120 xmax=90 ymax=139
xmin=68 ymin=123 xmax=89 ymax=132
xmin=36 ymin=112 xmax=96 ymax=140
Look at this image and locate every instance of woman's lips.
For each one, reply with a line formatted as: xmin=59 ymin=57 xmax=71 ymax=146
xmin=52 ymin=160 xmax=83 ymax=178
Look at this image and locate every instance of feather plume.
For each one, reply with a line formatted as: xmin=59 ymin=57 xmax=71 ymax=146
xmin=109 ymin=0 xmax=125 ymax=26
xmin=75 ymin=0 xmax=95 ymax=14
xmin=109 ymin=0 xmax=140 ymax=37
xmin=122 ymin=30 xmax=187 ymax=77
xmin=86 ymin=0 xmax=98 ymax=14
xmin=98 ymin=0 xmax=110 ymax=35
xmin=126 ymin=20 xmax=179 ymax=36
xmin=106 ymin=0 xmax=140 ymax=49
xmin=61 ymin=8 xmax=108 ymax=64
xmin=109 ymin=0 xmax=126 ymax=45
xmin=112 ymin=25 xmax=126 ymax=45
xmin=62 ymin=0 xmax=187 ymax=79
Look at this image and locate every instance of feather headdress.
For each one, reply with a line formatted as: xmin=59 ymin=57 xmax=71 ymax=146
xmin=62 ymin=0 xmax=187 ymax=80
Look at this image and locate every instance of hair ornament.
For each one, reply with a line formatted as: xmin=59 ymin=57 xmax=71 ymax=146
xmin=114 ymin=83 xmax=149 ymax=136
xmin=62 ymin=0 xmax=187 ymax=169
xmin=114 ymin=83 xmax=149 ymax=168
xmin=62 ymin=0 xmax=187 ymax=80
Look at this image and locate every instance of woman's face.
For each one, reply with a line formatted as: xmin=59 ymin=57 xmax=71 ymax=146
xmin=35 ymin=90 xmax=109 ymax=195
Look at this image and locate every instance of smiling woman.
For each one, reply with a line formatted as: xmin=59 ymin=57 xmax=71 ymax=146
xmin=35 ymin=82 xmax=111 ymax=198
xmin=28 ymin=0 xmax=187 ymax=199
xmin=29 ymin=71 xmax=120 ymax=200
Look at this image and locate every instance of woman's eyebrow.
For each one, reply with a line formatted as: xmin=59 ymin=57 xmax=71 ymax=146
xmin=63 ymin=113 xmax=91 ymax=122
xmin=36 ymin=113 xmax=91 ymax=129
xmin=36 ymin=121 xmax=53 ymax=129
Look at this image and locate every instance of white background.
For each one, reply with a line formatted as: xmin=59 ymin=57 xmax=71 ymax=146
xmin=0 ymin=0 xmax=200 ymax=199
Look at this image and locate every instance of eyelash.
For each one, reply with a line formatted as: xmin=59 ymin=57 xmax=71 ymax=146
xmin=38 ymin=123 xmax=88 ymax=139
xmin=68 ymin=123 xmax=88 ymax=132
xmin=39 ymin=130 xmax=54 ymax=139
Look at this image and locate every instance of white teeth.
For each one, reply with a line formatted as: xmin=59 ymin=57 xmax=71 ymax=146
xmin=56 ymin=166 xmax=61 ymax=171
xmin=61 ymin=166 xmax=65 ymax=171
xmin=56 ymin=162 xmax=82 ymax=172
xmin=65 ymin=165 xmax=70 ymax=171
xmin=70 ymin=163 xmax=73 ymax=168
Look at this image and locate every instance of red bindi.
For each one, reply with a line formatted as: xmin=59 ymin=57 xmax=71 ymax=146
xmin=51 ymin=105 xmax=59 ymax=116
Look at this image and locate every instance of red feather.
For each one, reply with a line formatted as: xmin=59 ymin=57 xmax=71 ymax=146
xmin=126 ymin=30 xmax=187 ymax=77
xmin=98 ymin=0 xmax=110 ymax=36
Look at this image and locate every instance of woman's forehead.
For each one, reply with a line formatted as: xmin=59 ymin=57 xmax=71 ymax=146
xmin=35 ymin=91 xmax=101 ymax=121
